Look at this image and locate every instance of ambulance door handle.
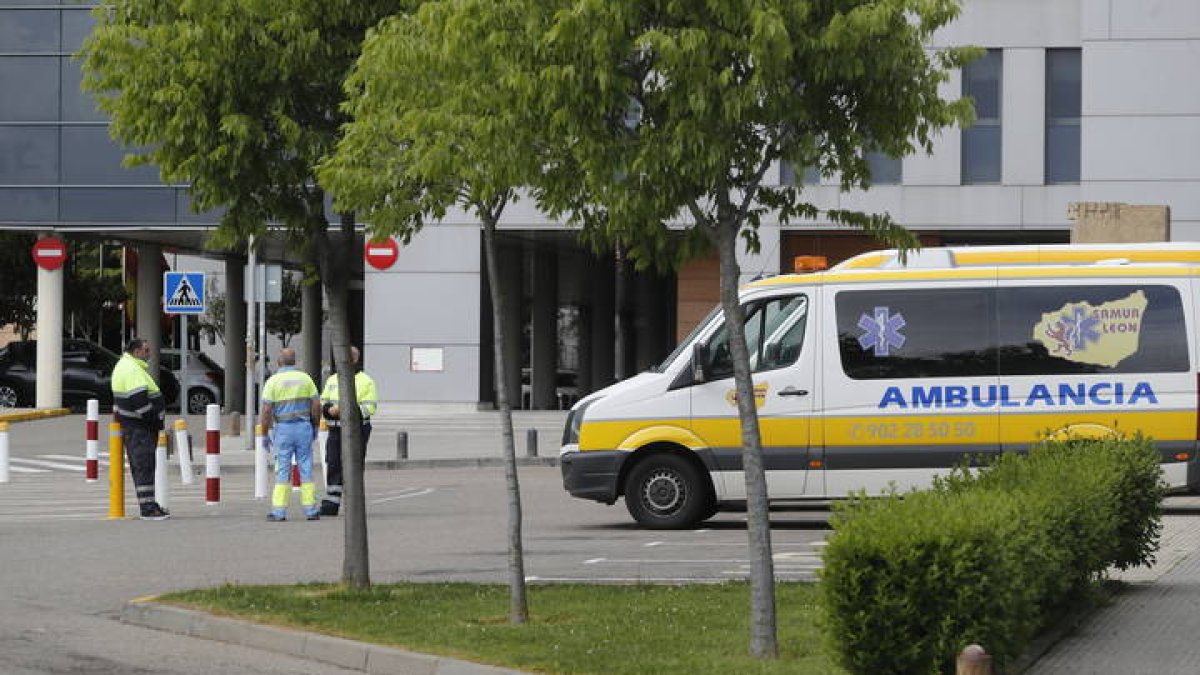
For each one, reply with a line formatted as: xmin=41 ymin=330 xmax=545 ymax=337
xmin=778 ymin=387 xmax=809 ymax=397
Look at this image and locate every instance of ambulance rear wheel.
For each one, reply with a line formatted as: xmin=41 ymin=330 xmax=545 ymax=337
xmin=625 ymin=454 xmax=712 ymax=529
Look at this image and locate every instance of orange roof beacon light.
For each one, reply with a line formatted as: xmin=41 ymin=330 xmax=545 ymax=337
xmin=793 ymin=256 xmax=828 ymax=273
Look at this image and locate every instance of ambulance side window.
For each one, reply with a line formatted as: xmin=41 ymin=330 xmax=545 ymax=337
xmin=836 ymin=288 xmax=995 ymax=379
xmin=996 ymin=284 xmax=1189 ymax=374
xmin=704 ymin=294 xmax=808 ymax=379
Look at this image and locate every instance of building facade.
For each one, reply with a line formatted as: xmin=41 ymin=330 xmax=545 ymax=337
xmin=2 ymin=1 xmax=1198 ymax=410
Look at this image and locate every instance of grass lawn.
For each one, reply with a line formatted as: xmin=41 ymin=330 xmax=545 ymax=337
xmin=161 ymin=582 xmax=846 ymax=674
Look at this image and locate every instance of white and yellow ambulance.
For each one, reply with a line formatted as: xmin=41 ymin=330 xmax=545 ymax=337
xmin=560 ymin=242 xmax=1200 ymax=528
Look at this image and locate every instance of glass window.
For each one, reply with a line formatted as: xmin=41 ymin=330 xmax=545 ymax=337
xmin=779 ymin=161 xmax=821 ymax=186
xmin=1046 ymin=48 xmax=1081 ymax=184
xmin=0 ymin=188 xmax=57 ymax=222
xmin=837 ymin=288 xmax=996 ymax=379
xmin=0 ymin=127 xmax=59 ymax=184
xmin=62 ymin=9 xmax=95 ymax=51
xmin=0 ymin=56 xmax=58 ymax=121
xmin=962 ymin=49 xmax=1002 ymax=184
xmin=61 ymin=187 xmax=176 ymax=222
xmin=0 ymin=10 xmax=60 ymax=51
xmin=61 ymin=126 xmax=161 ymax=184
xmin=997 ymin=285 xmax=1188 ymax=375
xmin=866 ymin=152 xmax=902 ymax=185
xmin=704 ymin=295 xmax=809 ymax=379
xmin=61 ymin=57 xmax=106 ymax=122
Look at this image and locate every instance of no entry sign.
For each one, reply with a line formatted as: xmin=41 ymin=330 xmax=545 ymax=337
xmin=364 ymin=237 xmax=399 ymax=270
xmin=31 ymin=237 xmax=67 ymax=271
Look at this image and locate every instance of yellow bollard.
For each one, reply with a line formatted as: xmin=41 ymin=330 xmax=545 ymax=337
xmin=108 ymin=422 xmax=124 ymax=519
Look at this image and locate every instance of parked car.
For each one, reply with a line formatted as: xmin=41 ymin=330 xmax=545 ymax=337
xmin=0 ymin=339 xmax=179 ymax=411
xmin=161 ymin=348 xmax=224 ymax=414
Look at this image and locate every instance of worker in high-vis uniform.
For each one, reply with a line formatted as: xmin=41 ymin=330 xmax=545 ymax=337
xmin=111 ymin=337 xmax=169 ymax=521
xmin=260 ymin=347 xmax=321 ymax=521
xmin=319 ymin=345 xmax=378 ymax=516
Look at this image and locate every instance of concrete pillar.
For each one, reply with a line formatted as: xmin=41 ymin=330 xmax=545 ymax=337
xmin=614 ymin=251 xmax=633 ymax=380
xmin=589 ymin=253 xmax=615 ymax=389
xmin=530 ymin=247 xmax=557 ymax=409
xmin=577 ymin=303 xmax=593 ymax=397
xmin=499 ymin=243 xmax=523 ymax=408
xmin=223 ymin=256 xmax=246 ymax=412
xmin=301 ymin=277 xmax=322 ymax=385
xmin=634 ymin=270 xmax=664 ymax=373
xmin=34 ymin=235 xmax=63 ymax=408
xmin=136 ymin=243 xmax=162 ymax=378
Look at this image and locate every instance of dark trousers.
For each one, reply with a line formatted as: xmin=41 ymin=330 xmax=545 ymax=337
xmin=323 ymin=423 xmax=372 ymax=507
xmin=122 ymin=423 xmax=158 ymax=511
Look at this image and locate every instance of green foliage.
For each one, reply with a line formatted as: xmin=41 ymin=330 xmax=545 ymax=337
xmin=0 ymin=232 xmax=38 ymax=336
xmin=162 ymin=582 xmax=844 ymax=674
xmin=820 ymin=438 xmax=1165 ymax=674
xmin=524 ymin=0 xmax=979 ymax=268
xmin=80 ymin=0 xmax=411 ymax=241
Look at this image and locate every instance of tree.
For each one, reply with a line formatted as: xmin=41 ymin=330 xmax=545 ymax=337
xmin=0 ymin=232 xmax=42 ymax=338
xmin=320 ymin=0 xmax=549 ymax=622
xmin=522 ymin=0 xmax=976 ymax=657
xmin=81 ymin=0 xmax=411 ymax=588
xmin=266 ymin=272 xmax=304 ymax=347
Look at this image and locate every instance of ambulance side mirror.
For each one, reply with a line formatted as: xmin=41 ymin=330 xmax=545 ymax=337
xmin=691 ymin=343 xmax=709 ymax=382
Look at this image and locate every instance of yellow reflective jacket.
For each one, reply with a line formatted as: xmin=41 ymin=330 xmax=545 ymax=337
xmin=111 ymin=353 xmax=165 ymax=428
xmin=321 ymin=370 xmax=378 ymax=424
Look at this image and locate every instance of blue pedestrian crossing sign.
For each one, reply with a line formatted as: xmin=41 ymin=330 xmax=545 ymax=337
xmin=164 ymin=272 xmax=206 ymax=314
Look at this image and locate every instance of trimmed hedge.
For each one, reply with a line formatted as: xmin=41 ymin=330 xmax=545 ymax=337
xmin=819 ymin=436 xmax=1165 ymax=674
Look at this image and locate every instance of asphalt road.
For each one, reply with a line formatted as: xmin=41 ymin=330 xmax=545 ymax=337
xmin=0 ymin=416 xmax=831 ymax=674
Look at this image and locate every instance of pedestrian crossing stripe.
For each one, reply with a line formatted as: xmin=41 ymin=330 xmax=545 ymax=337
xmin=164 ymin=272 xmax=206 ymax=314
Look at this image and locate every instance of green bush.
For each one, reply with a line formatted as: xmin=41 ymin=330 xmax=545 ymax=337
xmin=819 ymin=437 xmax=1165 ymax=674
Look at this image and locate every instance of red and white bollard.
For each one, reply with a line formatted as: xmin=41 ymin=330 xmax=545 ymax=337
xmin=154 ymin=430 xmax=170 ymax=510
xmin=317 ymin=418 xmax=329 ymax=486
xmin=174 ymin=419 xmax=194 ymax=485
xmin=205 ymin=404 xmax=220 ymax=505
xmin=84 ymin=399 xmax=99 ymax=482
xmin=291 ymin=460 xmax=301 ymax=490
xmin=0 ymin=421 xmax=9 ymax=483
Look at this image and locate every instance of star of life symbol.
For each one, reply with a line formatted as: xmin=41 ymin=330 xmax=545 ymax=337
xmin=1045 ymin=305 xmax=1100 ymax=356
xmin=857 ymin=306 xmax=906 ymax=357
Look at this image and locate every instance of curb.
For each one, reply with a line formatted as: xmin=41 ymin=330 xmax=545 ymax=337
xmin=122 ymin=600 xmax=526 ymax=675
xmin=0 ymin=407 xmax=70 ymax=423
xmin=214 ymin=457 xmax=559 ymax=474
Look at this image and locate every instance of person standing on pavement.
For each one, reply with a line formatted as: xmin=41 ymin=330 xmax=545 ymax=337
xmin=319 ymin=346 xmax=378 ymax=516
xmin=260 ymin=347 xmax=321 ymax=521
xmin=111 ymin=337 xmax=169 ymax=521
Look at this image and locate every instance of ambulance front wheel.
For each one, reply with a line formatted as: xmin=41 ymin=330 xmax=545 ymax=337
xmin=625 ymin=454 xmax=714 ymax=529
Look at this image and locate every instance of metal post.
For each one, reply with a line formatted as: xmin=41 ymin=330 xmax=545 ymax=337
xmin=245 ymin=236 xmax=257 ymax=449
xmin=205 ymin=404 xmax=221 ymax=505
xmin=108 ymin=421 xmax=124 ymax=519
xmin=174 ymin=419 xmax=194 ymax=485
xmin=526 ymin=428 xmax=538 ymax=458
xmin=0 ymin=421 xmax=9 ymax=484
xmin=84 ymin=399 xmax=99 ymax=482
xmin=154 ymin=431 xmax=169 ymax=510
xmin=396 ymin=430 xmax=408 ymax=460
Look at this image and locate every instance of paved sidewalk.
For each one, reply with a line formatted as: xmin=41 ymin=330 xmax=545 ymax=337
xmin=1024 ymin=498 xmax=1200 ymax=674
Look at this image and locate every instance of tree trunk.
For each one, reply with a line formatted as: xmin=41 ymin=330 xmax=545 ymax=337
xmin=481 ymin=216 xmax=529 ymax=623
xmin=317 ymin=213 xmax=370 ymax=589
xmin=714 ymin=217 xmax=778 ymax=658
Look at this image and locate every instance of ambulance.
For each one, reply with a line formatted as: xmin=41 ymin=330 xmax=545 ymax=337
xmin=559 ymin=242 xmax=1200 ymax=528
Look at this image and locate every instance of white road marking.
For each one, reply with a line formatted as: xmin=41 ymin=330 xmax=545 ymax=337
xmin=583 ymin=558 xmax=606 ymax=564
xmin=643 ymin=541 xmax=664 ymax=547
xmin=10 ymin=458 xmax=85 ymax=472
xmin=41 ymin=454 xmax=109 ymax=464
xmin=4 ymin=466 xmax=50 ymax=474
xmin=370 ymin=488 xmax=434 ymax=504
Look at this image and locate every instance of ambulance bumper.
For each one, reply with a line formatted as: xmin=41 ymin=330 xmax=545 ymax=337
xmin=560 ymin=449 xmax=626 ymax=504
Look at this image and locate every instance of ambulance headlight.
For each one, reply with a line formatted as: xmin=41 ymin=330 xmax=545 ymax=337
xmin=562 ymin=399 xmax=595 ymax=447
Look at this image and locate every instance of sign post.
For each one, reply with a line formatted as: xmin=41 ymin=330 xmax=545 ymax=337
xmin=31 ymin=237 xmax=67 ymax=271
xmin=164 ymin=272 xmax=206 ymax=414
xmin=364 ymin=237 xmax=399 ymax=270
